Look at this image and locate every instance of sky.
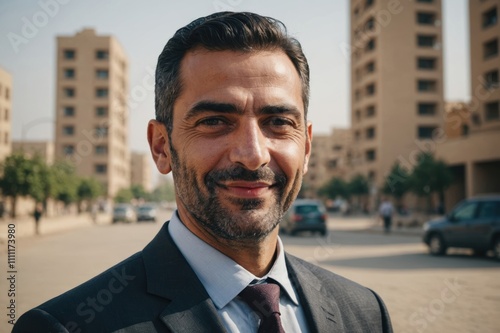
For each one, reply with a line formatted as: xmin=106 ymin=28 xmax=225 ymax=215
xmin=0 ymin=0 xmax=469 ymax=159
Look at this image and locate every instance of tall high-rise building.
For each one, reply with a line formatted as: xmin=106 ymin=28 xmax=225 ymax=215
xmin=349 ymin=0 xmax=444 ymax=188
xmin=54 ymin=28 xmax=130 ymax=197
xmin=0 ymin=66 xmax=12 ymax=162
xmin=469 ymin=0 xmax=500 ymax=130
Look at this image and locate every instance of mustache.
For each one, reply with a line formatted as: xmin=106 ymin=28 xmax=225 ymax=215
xmin=205 ymin=166 xmax=287 ymax=189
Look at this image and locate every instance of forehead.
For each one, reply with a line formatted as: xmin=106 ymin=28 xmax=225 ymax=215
xmin=176 ymin=48 xmax=303 ymax=110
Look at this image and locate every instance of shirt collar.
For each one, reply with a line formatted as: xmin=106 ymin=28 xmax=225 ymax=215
xmin=168 ymin=211 xmax=299 ymax=309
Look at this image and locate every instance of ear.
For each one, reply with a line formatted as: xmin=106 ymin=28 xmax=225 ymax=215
xmin=303 ymin=122 xmax=313 ymax=175
xmin=147 ymin=120 xmax=172 ymax=175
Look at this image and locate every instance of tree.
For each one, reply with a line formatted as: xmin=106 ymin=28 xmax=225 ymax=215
xmin=318 ymin=177 xmax=349 ymax=200
xmin=409 ymin=152 xmax=453 ymax=214
xmin=114 ymin=188 xmax=134 ymax=204
xmin=52 ymin=161 xmax=79 ymax=206
xmin=77 ymin=178 xmax=103 ymax=212
xmin=382 ymin=162 xmax=411 ymax=209
xmin=131 ymin=184 xmax=149 ymax=201
xmin=348 ymin=174 xmax=370 ymax=213
xmin=151 ymin=180 xmax=176 ymax=202
xmin=0 ymin=154 xmax=45 ymax=217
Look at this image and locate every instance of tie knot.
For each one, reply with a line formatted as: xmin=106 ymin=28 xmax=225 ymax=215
xmin=239 ymin=283 xmax=281 ymax=319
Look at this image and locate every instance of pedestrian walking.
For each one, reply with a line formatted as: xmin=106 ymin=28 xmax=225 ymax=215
xmin=379 ymin=197 xmax=395 ymax=233
xmin=33 ymin=203 xmax=43 ymax=235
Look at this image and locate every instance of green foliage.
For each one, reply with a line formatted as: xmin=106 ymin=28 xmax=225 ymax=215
xmin=382 ymin=162 xmax=411 ymax=199
xmin=114 ymin=188 xmax=134 ymax=203
xmin=131 ymin=184 xmax=149 ymax=200
xmin=151 ymin=180 xmax=176 ymax=202
xmin=348 ymin=174 xmax=370 ymax=196
xmin=409 ymin=152 xmax=453 ymax=197
xmin=77 ymin=177 xmax=103 ymax=202
xmin=318 ymin=177 xmax=349 ymax=199
xmin=52 ymin=161 xmax=79 ymax=205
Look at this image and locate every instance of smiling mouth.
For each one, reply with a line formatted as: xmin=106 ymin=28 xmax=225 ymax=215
xmin=218 ymin=181 xmax=274 ymax=199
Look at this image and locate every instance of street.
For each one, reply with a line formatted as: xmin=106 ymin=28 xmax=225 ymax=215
xmin=3 ymin=210 xmax=500 ymax=333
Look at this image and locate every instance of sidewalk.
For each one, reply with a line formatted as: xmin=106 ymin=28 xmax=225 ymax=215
xmin=0 ymin=212 xmax=111 ymax=242
xmin=329 ymin=214 xmax=423 ymax=237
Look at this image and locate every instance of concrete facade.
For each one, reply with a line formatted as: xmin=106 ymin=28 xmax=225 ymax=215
xmin=130 ymin=152 xmax=152 ymax=192
xmin=54 ymin=28 xmax=130 ymax=198
xmin=0 ymin=67 xmax=12 ymax=162
xmin=304 ymin=128 xmax=352 ymax=197
xmin=349 ymin=0 xmax=444 ymax=189
xmin=12 ymin=140 xmax=55 ymax=165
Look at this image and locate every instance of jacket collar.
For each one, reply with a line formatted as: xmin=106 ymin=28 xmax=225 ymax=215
xmin=142 ymin=222 xmax=228 ymax=333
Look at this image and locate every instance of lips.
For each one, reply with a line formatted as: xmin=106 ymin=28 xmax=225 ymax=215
xmin=220 ymin=181 xmax=274 ymax=199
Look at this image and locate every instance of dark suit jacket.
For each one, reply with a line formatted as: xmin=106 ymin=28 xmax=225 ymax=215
xmin=13 ymin=222 xmax=393 ymax=333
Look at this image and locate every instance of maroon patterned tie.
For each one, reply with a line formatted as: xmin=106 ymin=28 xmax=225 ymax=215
xmin=239 ymin=282 xmax=286 ymax=333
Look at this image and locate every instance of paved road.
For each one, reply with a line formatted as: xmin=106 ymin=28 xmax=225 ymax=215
xmin=2 ymin=210 xmax=499 ymax=333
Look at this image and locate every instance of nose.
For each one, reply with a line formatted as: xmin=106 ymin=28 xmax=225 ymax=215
xmin=228 ymin=119 xmax=271 ymax=171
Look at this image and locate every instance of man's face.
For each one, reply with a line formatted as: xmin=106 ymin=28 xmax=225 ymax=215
xmin=152 ymin=49 xmax=312 ymax=242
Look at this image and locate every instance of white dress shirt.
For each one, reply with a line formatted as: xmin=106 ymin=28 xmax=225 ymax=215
xmin=168 ymin=211 xmax=310 ymax=333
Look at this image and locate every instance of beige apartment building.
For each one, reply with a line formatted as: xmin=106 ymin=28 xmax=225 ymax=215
xmin=0 ymin=67 xmax=12 ymax=162
xmin=12 ymin=140 xmax=55 ymax=165
xmin=54 ymin=28 xmax=130 ymax=198
xmin=349 ymin=0 xmax=444 ymax=203
xmin=131 ymin=152 xmax=152 ymax=192
xmin=303 ymin=128 xmax=352 ymax=197
xmin=436 ymin=0 xmax=500 ymax=209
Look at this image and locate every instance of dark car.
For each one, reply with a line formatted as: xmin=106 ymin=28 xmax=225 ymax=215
xmin=136 ymin=205 xmax=157 ymax=222
xmin=281 ymin=199 xmax=328 ymax=236
xmin=422 ymin=195 xmax=500 ymax=259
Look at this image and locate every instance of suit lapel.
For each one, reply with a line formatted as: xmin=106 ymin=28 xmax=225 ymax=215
xmin=142 ymin=222 xmax=227 ymax=333
xmin=286 ymin=254 xmax=342 ymax=333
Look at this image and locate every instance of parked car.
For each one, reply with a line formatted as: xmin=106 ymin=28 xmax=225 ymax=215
xmin=112 ymin=204 xmax=136 ymax=223
xmin=422 ymin=195 xmax=500 ymax=259
xmin=281 ymin=199 xmax=327 ymax=236
xmin=136 ymin=204 xmax=157 ymax=222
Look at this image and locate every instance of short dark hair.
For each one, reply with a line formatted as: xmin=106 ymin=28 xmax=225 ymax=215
xmin=155 ymin=11 xmax=310 ymax=133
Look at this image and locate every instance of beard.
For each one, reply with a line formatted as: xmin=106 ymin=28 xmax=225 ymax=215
xmin=169 ymin=146 xmax=302 ymax=242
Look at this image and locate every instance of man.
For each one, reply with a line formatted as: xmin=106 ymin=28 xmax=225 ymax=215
xmin=13 ymin=12 xmax=393 ymax=332
xmin=379 ymin=197 xmax=395 ymax=234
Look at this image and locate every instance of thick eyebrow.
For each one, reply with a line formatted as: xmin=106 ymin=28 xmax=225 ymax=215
xmin=185 ymin=101 xmax=241 ymax=120
xmin=259 ymin=105 xmax=303 ymax=121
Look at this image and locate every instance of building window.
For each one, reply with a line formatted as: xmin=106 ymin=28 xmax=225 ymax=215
xmin=5 ymin=87 xmax=9 ymax=100
xmin=355 ymin=89 xmax=362 ymax=101
xmin=417 ymin=126 xmax=437 ymax=139
xmin=64 ymin=68 xmax=75 ymax=79
xmin=96 ymin=88 xmax=108 ymax=98
xmin=417 ymin=34 xmax=437 ymax=47
xmin=418 ymin=102 xmax=437 ymax=115
xmin=96 ymin=107 xmax=108 ymax=117
xmin=365 ymin=17 xmax=375 ymax=32
xmin=485 ymin=101 xmax=500 ymax=121
xmin=485 ymin=69 xmax=499 ymax=89
xmin=328 ymin=159 xmax=338 ymax=169
xmin=366 ymin=83 xmax=376 ymax=96
xmin=366 ymin=105 xmax=376 ymax=117
xmin=483 ymin=7 xmax=498 ymax=28
xmin=63 ymin=49 xmax=75 ymax=59
xmin=355 ymin=110 xmax=362 ymax=122
xmin=95 ymin=164 xmax=107 ymax=174
xmin=417 ymin=12 xmax=436 ymax=25
xmin=484 ymin=39 xmax=498 ymax=59
xmin=63 ymin=106 xmax=75 ymax=116
xmin=94 ymin=126 xmax=108 ymax=137
xmin=366 ymin=127 xmax=376 ymax=139
xmin=365 ymin=0 xmax=374 ymax=9
xmin=96 ymin=50 xmax=109 ymax=60
xmin=355 ymin=130 xmax=361 ymax=141
xmin=63 ymin=145 xmax=74 ymax=155
xmin=64 ymin=88 xmax=75 ymax=97
xmin=96 ymin=69 xmax=109 ymax=79
xmin=95 ymin=145 xmax=108 ymax=155
xmin=365 ymin=38 xmax=376 ymax=52
xmin=4 ymin=108 xmax=9 ymax=121
xmin=4 ymin=132 xmax=9 ymax=144
xmin=365 ymin=61 xmax=375 ymax=73
xmin=63 ymin=125 xmax=75 ymax=136
xmin=366 ymin=149 xmax=376 ymax=162
xmin=418 ymin=80 xmax=437 ymax=92
xmin=417 ymin=57 xmax=437 ymax=70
